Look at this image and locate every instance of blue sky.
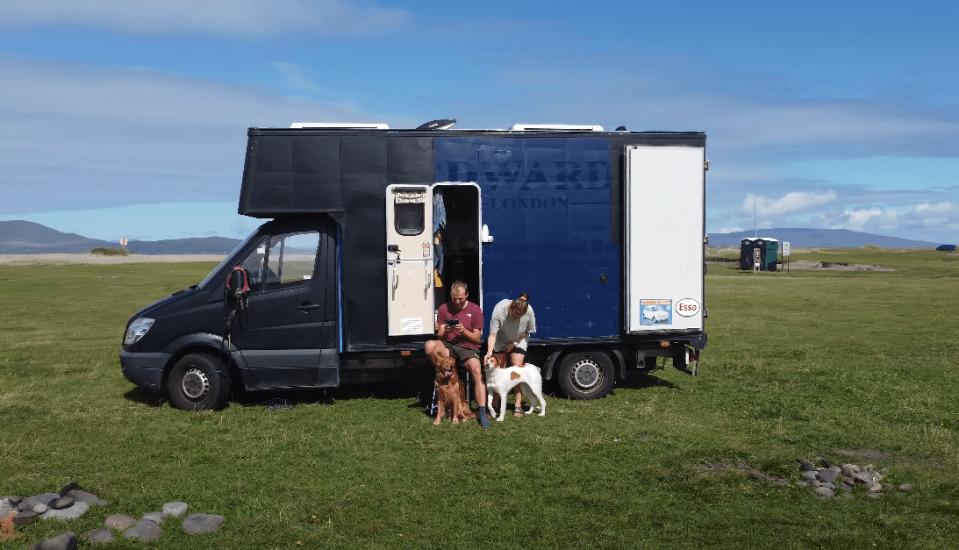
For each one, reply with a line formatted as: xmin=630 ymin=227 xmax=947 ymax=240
xmin=1 ymin=0 xmax=957 ymax=244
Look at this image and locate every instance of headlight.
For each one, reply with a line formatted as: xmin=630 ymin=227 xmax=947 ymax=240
xmin=124 ymin=317 xmax=155 ymax=345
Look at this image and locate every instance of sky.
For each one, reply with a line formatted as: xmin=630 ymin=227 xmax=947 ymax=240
xmin=1 ymin=0 xmax=957 ymax=244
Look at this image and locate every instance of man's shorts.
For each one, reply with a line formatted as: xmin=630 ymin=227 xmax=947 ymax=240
xmin=443 ymin=340 xmax=481 ymax=364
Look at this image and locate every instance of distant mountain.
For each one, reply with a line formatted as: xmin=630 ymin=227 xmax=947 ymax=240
xmin=0 ymin=220 xmax=115 ymax=253
xmin=0 ymin=220 xmax=241 ymax=255
xmin=709 ymin=228 xmax=937 ymax=249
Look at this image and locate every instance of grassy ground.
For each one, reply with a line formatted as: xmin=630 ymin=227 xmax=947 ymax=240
xmin=1 ymin=250 xmax=958 ymax=549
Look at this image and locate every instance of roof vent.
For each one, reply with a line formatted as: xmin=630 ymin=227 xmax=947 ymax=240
xmin=416 ymin=119 xmax=456 ymax=130
xmin=290 ymin=122 xmax=389 ymax=129
xmin=510 ymin=124 xmax=604 ymax=132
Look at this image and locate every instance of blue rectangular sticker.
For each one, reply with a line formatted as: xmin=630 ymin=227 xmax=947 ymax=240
xmin=640 ymin=299 xmax=672 ymax=326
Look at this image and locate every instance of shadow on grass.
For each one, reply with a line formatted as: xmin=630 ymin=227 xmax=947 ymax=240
xmin=615 ymin=369 xmax=680 ymax=391
xmin=234 ymin=370 xmax=438 ymax=411
xmin=123 ymin=387 xmax=168 ymax=408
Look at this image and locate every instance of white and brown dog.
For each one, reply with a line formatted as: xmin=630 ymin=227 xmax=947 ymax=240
xmin=483 ymin=353 xmax=546 ymax=421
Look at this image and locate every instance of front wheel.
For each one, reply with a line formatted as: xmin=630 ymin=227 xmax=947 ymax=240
xmin=167 ymin=353 xmax=230 ymax=410
xmin=557 ymin=350 xmax=615 ymax=400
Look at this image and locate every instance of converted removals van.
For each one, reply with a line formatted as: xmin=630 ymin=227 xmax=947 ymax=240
xmin=120 ymin=122 xmax=708 ymax=410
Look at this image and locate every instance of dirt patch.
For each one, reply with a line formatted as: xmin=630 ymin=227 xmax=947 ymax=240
xmin=0 ymin=253 xmax=225 ymax=266
xmin=785 ymin=260 xmax=893 ymax=271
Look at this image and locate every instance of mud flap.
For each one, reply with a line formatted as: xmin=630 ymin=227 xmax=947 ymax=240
xmin=672 ymin=345 xmax=699 ymax=376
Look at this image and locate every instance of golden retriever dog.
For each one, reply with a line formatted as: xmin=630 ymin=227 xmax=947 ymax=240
xmin=434 ymin=357 xmax=475 ymax=425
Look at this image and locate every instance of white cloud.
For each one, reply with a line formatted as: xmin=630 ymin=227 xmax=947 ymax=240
xmin=0 ymin=0 xmax=410 ymax=37
xmin=741 ymin=191 xmax=838 ymax=219
xmin=907 ymin=201 xmax=959 ymax=229
xmin=828 ymin=209 xmax=899 ymax=232
xmin=0 ymin=57 xmax=390 ymax=214
xmin=272 ymin=63 xmax=325 ymax=94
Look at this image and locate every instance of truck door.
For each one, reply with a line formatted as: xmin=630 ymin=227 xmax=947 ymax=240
xmin=386 ymin=185 xmax=435 ymax=336
xmin=230 ymin=223 xmax=339 ymax=389
xmin=624 ymin=145 xmax=706 ymax=334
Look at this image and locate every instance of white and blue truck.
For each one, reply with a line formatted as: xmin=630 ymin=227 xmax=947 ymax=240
xmin=121 ymin=121 xmax=708 ymax=409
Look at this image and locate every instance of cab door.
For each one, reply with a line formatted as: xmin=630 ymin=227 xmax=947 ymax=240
xmin=230 ymin=222 xmax=339 ymax=389
xmin=386 ymin=185 xmax=434 ymax=336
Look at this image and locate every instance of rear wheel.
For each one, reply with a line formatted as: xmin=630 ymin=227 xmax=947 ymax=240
xmin=557 ymin=350 xmax=615 ymax=400
xmin=167 ymin=353 xmax=230 ymax=410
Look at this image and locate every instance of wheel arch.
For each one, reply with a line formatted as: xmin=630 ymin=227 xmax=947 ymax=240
xmin=541 ymin=345 xmax=627 ymax=381
xmin=159 ymin=333 xmax=241 ymax=394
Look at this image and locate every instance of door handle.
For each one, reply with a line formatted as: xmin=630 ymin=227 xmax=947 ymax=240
xmin=298 ymin=302 xmax=320 ymax=312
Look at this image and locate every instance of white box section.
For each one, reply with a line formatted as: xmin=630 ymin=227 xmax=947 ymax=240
xmin=625 ymin=146 xmax=705 ymax=334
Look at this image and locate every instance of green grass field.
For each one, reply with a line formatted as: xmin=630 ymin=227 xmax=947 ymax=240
xmin=1 ymin=249 xmax=957 ymax=549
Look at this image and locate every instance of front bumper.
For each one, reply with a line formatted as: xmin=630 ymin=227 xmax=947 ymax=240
xmin=120 ymin=350 xmax=172 ymax=391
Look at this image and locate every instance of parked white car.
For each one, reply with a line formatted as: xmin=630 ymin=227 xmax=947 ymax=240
xmin=642 ymin=305 xmax=669 ymax=323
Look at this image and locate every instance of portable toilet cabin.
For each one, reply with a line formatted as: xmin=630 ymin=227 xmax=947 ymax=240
xmin=759 ymin=238 xmax=779 ymax=271
xmin=739 ymin=238 xmax=757 ymax=270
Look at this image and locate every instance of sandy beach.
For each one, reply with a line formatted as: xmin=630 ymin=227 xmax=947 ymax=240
xmin=0 ymin=253 xmax=226 ymax=265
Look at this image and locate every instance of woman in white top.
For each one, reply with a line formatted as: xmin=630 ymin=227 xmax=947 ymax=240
xmin=485 ymin=293 xmax=536 ymax=416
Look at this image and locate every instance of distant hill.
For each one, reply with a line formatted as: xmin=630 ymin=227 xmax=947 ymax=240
xmin=709 ymin=228 xmax=937 ymax=249
xmin=0 ymin=220 xmax=241 ymax=255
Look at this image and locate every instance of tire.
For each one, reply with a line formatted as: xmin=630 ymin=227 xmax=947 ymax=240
xmin=557 ymin=350 xmax=615 ymax=400
xmin=167 ymin=353 xmax=230 ymax=411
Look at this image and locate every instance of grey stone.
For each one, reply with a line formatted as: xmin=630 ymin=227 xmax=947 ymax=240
xmin=87 ymin=528 xmax=115 ymax=544
xmin=814 ymin=487 xmax=835 ymax=498
xmin=819 ymin=467 xmax=842 ymax=484
xmin=182 ymin=513 xmax=224 ymax=534
xmin=50 ymin=496 xmax=74 ymax=510
xmin=104 ymin=514 xmax=137 ymax=530
xmin=855 ymin=471 xmax=881 ymax=485
xmin=34 ymin=503 xmax=49 ymax=514
xmin=0 ymin=503 xmax=14 ymax=519
xmin=65 ymin=490 xmax=107 ymax=506
xmin=821 ymin=481 xmax=835 ymax=489
xmin=13 ymin=510 xmax=39 ymax=526
xmin=57 ymin=483 xmax=78 ymax=498
xmin=19 ymin=493 xmax=57 ymax=512
xmin=802 ymin=471 xmax=819 ymax=483
xmin=42 ymin=501 xmax=89 ymax=520
xmin=0 ymin=496 xmax=23 ymax=506
xmin=869 ymin=483 xmax=883 ymax=493
xmin=26 ymin=531 xmax=77 ymax=550
xmin=899 ymin=483 xmax=912 ymax=491
xmin=842 ymin=475 xmax=855 ymax=485
xmin=838 ymin=482 xmax=853 ymax=491
xmin=163 ymin=501 xmax=189 ymax=517
xmin=142 ymin=511 xmax=164 ymax=524
xmin=124 ymin=518 xmax=163 ymax=541
xmin=841 ymin=464 xmax=859 ymax=477
xmin=868 ymin=492 xmax=883 ymax=499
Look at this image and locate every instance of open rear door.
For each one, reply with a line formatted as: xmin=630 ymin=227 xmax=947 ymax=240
xmin=386 ymin=185 xmax=435 ymax=336
xmin=624 ymin=145 xmax=705 ymax=334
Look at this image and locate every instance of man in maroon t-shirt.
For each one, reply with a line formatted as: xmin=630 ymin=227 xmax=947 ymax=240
xmin=425 ymin=280 xmax=490 ymax=427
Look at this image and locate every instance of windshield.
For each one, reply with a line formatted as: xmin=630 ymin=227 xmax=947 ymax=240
xmin=196 ymin=227 xmax=261 ymax=290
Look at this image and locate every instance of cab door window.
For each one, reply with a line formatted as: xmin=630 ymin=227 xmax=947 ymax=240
xmin=267 ymin=232 xmax=319 ymax=288
xmin=237 ymin=231 xmax=320 ymax=291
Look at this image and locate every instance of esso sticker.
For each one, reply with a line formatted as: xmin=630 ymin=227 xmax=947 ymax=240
xmin=675 ymin=298 xmax=700 ymax=317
